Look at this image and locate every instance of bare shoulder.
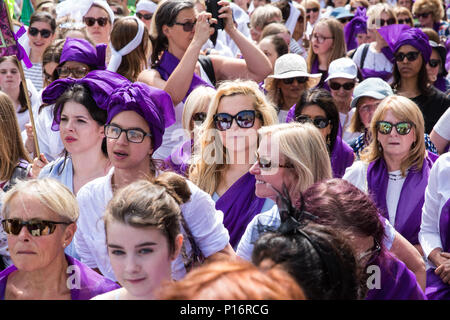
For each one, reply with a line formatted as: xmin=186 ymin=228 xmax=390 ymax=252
xmin=137 ymin=69 xmax=166 ymax=90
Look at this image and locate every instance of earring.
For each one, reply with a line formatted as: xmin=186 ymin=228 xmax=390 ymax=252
xmin=63 ymin=242 xmax=66 ymax=248
xmin=377 ymin=141 xmax=383 ymax=152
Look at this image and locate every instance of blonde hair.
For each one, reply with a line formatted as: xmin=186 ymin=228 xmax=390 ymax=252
xmin=182 ymin=86 xmax=216 ymax=132
xmin=250 ymin=4 xmax=283 ymax=29
xmin=393 ymin=6 xmax=413 ymax=26
xmin=258 ymin=122 xmax=332 ymax=194
xmin=1 ymin=178 xmax=79 ymax=222
xmin=110 ymin=16 xmax=149 ymax=81
xmin=189 ymin=80 xmax=278 ymax=195
xmin=307 ymin=18 xmax=346 ymax=72
xmin=0 ymin=92 xmax=31 ymax=181
xmin=361 ymin=95 xmax=426 ymax=176
xmin=412 ymin=0 xmax=444 ymax=22
xmin=305 ymin=0 xmax=320 ymax=9
xmin=366 ymin=3 xmax=397 ymax=30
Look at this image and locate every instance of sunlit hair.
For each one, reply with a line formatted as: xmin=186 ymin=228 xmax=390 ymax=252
xmin=182 ymin=86 xmax=216 ymax=132
xmin=42 ymin=39 xmax=65 ymax=87
xmin=1 ymin=178 xmax=78 ymax=223
xmin=110 ymin=16 xmax=149 ymax=81
xmin=29 ymin=11 xmax=56 ymax=33
xmin=157 ymin=259 xmax=306 ymax=299
xmin=361 ymin=95 xmax=426 ymax=176
xmin=366 ymin=3 xmax=397 ymax=30
xmin=350 ymin=0 xmax=369 ymax=9
xmin=0 ymin=92 xmax=31 ymax=181
xmin=393 ymin=6 xmax=414 ymax=27
xmin=258 ymin=122 xmax=332 ymax=194
xmin=0 ymin=56 xmax=28 ymax=114
xmin=306 ymin=18 xmax=346 ymax=72
xmin=250 ymin=5 xmax=283 ymax=29
xmin=412 ymin=0 xmax=444 ymax=23
xmin=189 ymin=80 xmax=278 ymax=195
xmin=104 ymin=172 xmax=190 ymax=255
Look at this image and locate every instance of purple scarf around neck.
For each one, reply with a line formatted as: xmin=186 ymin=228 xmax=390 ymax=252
xmin=367 ymin=155 xmax=436 ymax=245
xmin=330 ymin=135 xmax=354 ymax=178
xmin=434 ymin=77 xmax=447 ymax=93
xmin=365 ymin=254 xmax=426 ymax=300
xmin=425 ymin=199 xmax=450 ymax=300
xmin=156 ymin=51 xmax=214 ymax=103
xmin=215 ymin=172 xmax=266 ymax=249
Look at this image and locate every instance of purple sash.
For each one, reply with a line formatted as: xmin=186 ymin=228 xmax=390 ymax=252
xmin=330 ymin=136 xmax=354 ymax=178
xmin=366 ymin=254 xmax=427 ymax=300
xmin=156 ymin=51 xmax=214 ymax=103
xmin=0 ymin=255 xmax=118 ymax=300
xmin=434 ymin=77 xmax=447 ymax=93
xmin=367 ymin=155 xmax=435 ymax=245
xmin=215 ymin=172 xmax=266 ymax=248
xmin=360 ymin=68 xmax=392 ymax=82
xmin=426 ymin=199 xmax=450 ymax=300
xmin=162 ymin=139 xmax=192 ymax=177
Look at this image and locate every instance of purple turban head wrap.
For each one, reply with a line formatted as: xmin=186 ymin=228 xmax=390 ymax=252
xmin=344 ymin=7 xmax=368 ymax=51
xmin=59 ymin=37 xmax=107 ymax=71
xmin=41 ymin=70 xmax=130 ymax=131
xmin=106 ymin=82 xmax=176 ymax=151
xmin=392 ymin=28 xmax=432 ymax=63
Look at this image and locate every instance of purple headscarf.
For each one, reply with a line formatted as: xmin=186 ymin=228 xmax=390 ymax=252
xmin=59 ymin=37 xmax=107 ymax=70
xmin=41 ymin=70 xmax=130 ymax=131
xmin=392 ymin=28 xmax=432 ymax=63
xmin=106 ymin=82 xmax=176 ymax=151
xmin=344 ymin=7 xmax=367 ymax=51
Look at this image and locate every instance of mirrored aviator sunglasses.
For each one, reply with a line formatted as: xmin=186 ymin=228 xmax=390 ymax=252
xmin=2 ymin=218 xmax=71 ymax=237
xmin=376 ymin=121 xmax=413 ymax=135
xmin=296 ymin=115 xmax=330 ymax=129
xmin=213 ymin=110 xmax=258 ymax=131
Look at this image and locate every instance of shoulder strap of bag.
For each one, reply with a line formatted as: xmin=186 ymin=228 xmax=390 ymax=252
xmin=360 ymin=43 xmax=370 ymax=69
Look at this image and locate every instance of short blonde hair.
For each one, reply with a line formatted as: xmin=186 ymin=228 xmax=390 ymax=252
xmin=250 ymin=4 xmax=283 ymax=29
xmin=366 ymin=3 xmax=397 ymax=30
xmin=258 ymin=122 xmax=332 ymax=194
xmin=182 ymin=86 xmax=216 ymax=132
xmin=393 ymin=6 xmax=413 ymax=26
xmin=361 ymin=95 xmax=426 ymax=176
xmin=412 ymin=0 xmax=444 ymax=22
xmin=1 ymin=178 xmax=79 ymax=223
xmin=189 ymin=80 xmax=278 ymax=194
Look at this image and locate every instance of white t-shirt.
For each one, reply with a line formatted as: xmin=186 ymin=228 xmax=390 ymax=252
xmin=352 ymin=43 xmax=393 ymax=80
xmin=34 ymin=101 xmax=64 ymax=162
xmin=339 ymin=108 xmax=360 ymax=144
xmin=74 ymin=168 xmax=230 ymax=281
xmin=433 ymin=107 xmax=450 ymax=140
xmin=419 ymin=153 xmax=450 ymax=268
xmin=278 ymin=109 xmax=289 ymax=123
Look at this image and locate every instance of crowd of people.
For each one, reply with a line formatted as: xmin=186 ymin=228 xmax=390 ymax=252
xmin=0 ymin=0 xmax=449 ymax=300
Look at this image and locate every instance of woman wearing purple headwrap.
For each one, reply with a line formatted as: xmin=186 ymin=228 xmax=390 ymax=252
xmin=73 ymin=81 xmax=235 ymax=282
xmin=344 ymin=7 xmax=368 ymax=54
xmin=138 ymin=0 xmax=272 ymax=160
xmin=391 ymin=28 xmax=450 ymax=134
xmin=344 ymin=95 xmax=438 ymax=256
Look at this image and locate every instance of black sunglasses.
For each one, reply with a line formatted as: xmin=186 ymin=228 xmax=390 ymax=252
xmin=29 ymin=27 xmax=52 ymax=38
xmin=2 ymin=218 xmax=71 ymax=237
xmin=104 ymin=124 xmax=152 ymax=143
xmin=395 ymin=51 xmax=420 ymax=62
xmin=376 ymin=121 xmax=413 ymax=135
xmin=338 ymin=17 xmax=353 ymax=23
xmin=213 ymin=110 xmax=259 ymax=131
xmin=306 ymin=7 xmax=319 ymax=14
xmin=174 ymin=20 xmax=196 ymax=32
xmin=329 ymin=81 xmax=355 ymax=91
xmin=192 ymin=112 xmax=207 ymax=123
xmin=415 ymin=12 xmax=431 ymax=19
xmin=83 ymin=16 xmax=109 ymax=27
xmin=379 ymin=18 xmax=396 ymax=26
xmin=281 ymin=77 xmax=308 ymax=85
xmin=255 ymin=151 xmax=293 ymax=171
xmin=296 ymin=115 xmax=330 ymax=129
xmin=137 ymin=12 xmax=153 ymax=20
xmin=397 ymin=18 xmax=412 ymax=25
xmin=428 ymin=59 xmax=440 ymax=68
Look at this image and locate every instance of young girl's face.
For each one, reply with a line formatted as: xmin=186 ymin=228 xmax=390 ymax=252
xmin=311 ymin=23 xmax=334 ymax=56
xmin=107 ymin=221 xmax=181 ymax=299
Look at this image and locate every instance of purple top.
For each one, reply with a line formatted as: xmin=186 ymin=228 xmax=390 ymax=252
xmin=366 ymin=253 xmax=427 ymax=300
xmin=155 ymin=51 xmax=215 ymax=103
xmin=330 ymin=136 xmax=354 ymax=178
xmin=311 ymin=59 xmax=330 ymax=91
xmin=60 ymin=37 xmax=107 ymax=70
xmin=215 ymin=172 xmax=266 ymax=249
xmin=367 ymin=155 xmax=436 ymax=245
xmin=0 ymin=255 xmax=119 ymax=300
xmin=425 ymin=199 xmax=450 ymax=300
xmin=162 ymin=139 xmax=192 ymax=177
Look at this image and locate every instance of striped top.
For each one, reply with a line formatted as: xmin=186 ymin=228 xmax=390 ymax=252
xmin=22 ymin=61 xmax=43 ymax=92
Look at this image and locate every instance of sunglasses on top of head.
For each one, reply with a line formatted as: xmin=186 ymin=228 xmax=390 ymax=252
xmin=83 ymin=16 xmax=109 ymax=27
xmin=376 ymin=121 xmax=414 ymax=135
xmin=296 ymin=115 xmax=330 ymax=129
xmin=29 ymin=27 xmax=52 ymax=38
xmin=213 ymin=110 xmax=260 ymax=131
xmin=2 ymin=218 xmax=71 ymax=237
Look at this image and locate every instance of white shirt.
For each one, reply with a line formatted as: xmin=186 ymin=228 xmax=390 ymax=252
xmin=278 ymin=109 xmax=289 ymax=123
xmin=386 ymin=170 xmax=406 ymax=226
xmin=433 ymin=107 xmax=450 ymax=141
xmin=339 ymin=108 xmax=360 ymax=144
xmin=74 ymin=168 xmax=230 ymax=281
xmin=34 ymin=101 xmax=64 ymax=162
xmin=419 ymin=153 xmax=450 ymax=268
xmin=352 ymin=43 xmax=393 ymax=82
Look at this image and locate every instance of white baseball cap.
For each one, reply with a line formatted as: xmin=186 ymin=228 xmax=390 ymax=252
xmin=325 ymin=57 xmax=358 ymax=82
